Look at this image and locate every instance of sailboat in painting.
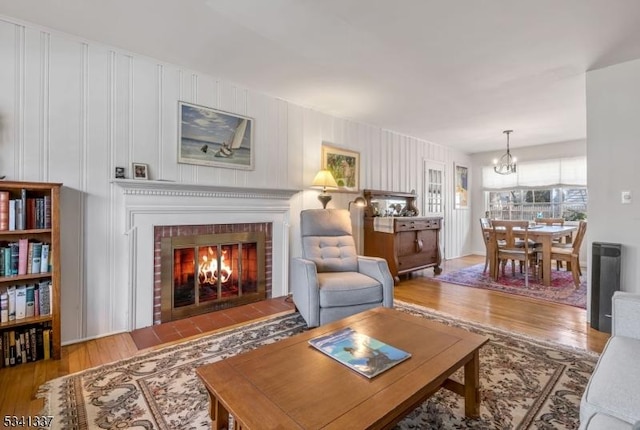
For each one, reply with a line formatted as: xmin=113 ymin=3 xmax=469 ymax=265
xmin=215 ymin=118 xmax=248 ymax=158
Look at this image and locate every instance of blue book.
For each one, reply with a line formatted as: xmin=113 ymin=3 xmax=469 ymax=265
xmin=30 ymin=242 xmax=42 ymax=274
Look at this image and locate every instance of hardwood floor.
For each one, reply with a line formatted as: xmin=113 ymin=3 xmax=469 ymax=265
xmin=0 ymin=255 xmax=610 ymax=419
xmin=395 ymin=255 xmax=609 ymax=353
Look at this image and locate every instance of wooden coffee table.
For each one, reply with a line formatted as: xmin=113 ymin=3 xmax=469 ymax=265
xmin=196 ymin=307 xmax=489 ymax=429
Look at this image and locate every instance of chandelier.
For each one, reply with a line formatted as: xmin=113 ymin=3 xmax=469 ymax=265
xmin=493 ymin=130 xmax=517 ymax=175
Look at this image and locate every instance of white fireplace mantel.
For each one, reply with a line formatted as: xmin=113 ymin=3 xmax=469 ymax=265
xmin=112 ymin=180 xmax=300 ymax=329
xmin=113 ymin=179 xmax=300 ymax=200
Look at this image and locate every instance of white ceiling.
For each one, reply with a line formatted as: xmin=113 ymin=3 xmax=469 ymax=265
xmin=2 ymin=0 xmax=640 ymax=153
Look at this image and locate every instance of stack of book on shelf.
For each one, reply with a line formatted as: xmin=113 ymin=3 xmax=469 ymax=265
xmin=0 ymin=322 xmax=53 ymax=366
xmin=0 ymin=240 xmax=51 ymax=276
xmin=0 ymin=190 xmax=52 ymax=231
xmin=0 ymin=281 xmax=52 ymax=322
xmin=0 ymin=282 xmax=53 ymax=367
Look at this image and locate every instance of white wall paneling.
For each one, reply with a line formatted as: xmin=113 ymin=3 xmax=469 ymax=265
xmin=0 ymin=15 xmax=467 ymax=343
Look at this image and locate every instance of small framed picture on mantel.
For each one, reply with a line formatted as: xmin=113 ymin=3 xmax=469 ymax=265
xmin=132 ymin=162 xmax=149 ymax=180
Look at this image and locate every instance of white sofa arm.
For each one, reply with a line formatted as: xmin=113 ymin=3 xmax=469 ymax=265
xmin=290 ymin=257 xmax=320 ymax=327
xmin=612 ymin=291 xmax=640 ymax=340
xmin=357 ymin=256 xmax=394 ymax=308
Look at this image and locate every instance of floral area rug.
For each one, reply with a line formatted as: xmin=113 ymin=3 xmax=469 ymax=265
xmin=437 ymin=263 xmax=587 ymax=308
xmin=39 ymin=301 xmax=598 ymax=429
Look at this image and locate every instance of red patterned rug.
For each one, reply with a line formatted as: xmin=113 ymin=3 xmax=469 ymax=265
xmin=437 ymin=263 xmax=587 ymax=308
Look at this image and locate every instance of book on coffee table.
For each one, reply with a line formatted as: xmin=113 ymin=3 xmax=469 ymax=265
xmin=308 ymin=327 xmax=411 ymax=378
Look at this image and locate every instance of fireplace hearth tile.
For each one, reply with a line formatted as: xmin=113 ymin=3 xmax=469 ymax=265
xmin=129 ymin=298 xmax=296 ymax=350
xmin=129 ymin=327 xmax=161 ymax=350
xmin=175 ymin=326 xmax=202 ymax=338
xmin=155 ymin=330 xmax=183 ymax=344
xmin=172 ymin=318 xmax=197 ymax=331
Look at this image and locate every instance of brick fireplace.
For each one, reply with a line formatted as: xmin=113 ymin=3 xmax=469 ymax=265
xmin=154 ymin=222 xmax=272 ymax=324
xmin=113 ymin=180 xmax=298 ymax=330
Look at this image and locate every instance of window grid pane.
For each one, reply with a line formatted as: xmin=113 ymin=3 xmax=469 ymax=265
xmin=487 ymin=187 xmax=587 ymax=220
xmin=427 ymin=168 xmax=443 ymax=214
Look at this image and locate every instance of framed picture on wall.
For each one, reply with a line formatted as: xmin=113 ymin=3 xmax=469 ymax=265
xmin=454 ymin=163 xmax=468 ymax=209
xmin=178 ymin=101 xmax=254 ymax=170
xmin=321 ymin=143 xmax=360 ymax=192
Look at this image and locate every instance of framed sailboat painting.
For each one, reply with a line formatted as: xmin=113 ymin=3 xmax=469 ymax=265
xmin=178 ymin=101 xmax=254 ymax=170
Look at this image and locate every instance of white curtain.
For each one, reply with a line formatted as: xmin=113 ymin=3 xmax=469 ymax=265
xmin=482 ymin=156 xmax=586 ymax=190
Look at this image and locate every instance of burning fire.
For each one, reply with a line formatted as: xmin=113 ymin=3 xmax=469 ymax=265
xmin=198 ymin=247 xmax=232 ymax=285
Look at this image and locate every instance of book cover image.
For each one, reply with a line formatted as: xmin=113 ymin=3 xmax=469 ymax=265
xmin=308 ymin=327 xmax=411 ymax=378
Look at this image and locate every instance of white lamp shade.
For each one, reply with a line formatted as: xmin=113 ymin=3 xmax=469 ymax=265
xmin=311 ymin=170 xmax=338 ymax=189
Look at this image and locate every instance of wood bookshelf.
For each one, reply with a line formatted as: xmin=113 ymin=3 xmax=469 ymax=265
xmin=0 ymin=181 xmax=61 ymax=364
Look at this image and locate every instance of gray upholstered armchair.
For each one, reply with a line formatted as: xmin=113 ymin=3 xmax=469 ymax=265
xmin=290 ymin=209 xmax=394 ymax=328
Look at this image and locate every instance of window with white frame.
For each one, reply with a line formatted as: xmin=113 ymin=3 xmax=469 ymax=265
xmin=482 ymin=156 xmax=587 ymax=221
xmin=486 ymin=188 xmax=587 ymax=221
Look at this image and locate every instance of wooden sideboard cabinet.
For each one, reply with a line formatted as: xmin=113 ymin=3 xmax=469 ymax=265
xmin=362 ymin=190 xmax=442 ymax=282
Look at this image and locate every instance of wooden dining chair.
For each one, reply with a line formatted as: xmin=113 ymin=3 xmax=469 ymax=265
xmin=490 ymin=220 xmax=538 ymax=287
xmin=535 ymin=217 xmax=565 ymax=227
xmin=535 ymin=217 xmax=566 ymax=269
xmin=479 ymin=217 xmax=492 ymax=273
xmin=546 ymin=220 xmax=587 ymax=288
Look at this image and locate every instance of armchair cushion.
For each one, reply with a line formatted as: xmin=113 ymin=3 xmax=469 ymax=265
xmin=302 ymin=236 xmax=358 ymax=272
xmin=300 ymin=209 xmax=358 ymax=272
xmin=317 ymin=272 xmax=383 ymax=308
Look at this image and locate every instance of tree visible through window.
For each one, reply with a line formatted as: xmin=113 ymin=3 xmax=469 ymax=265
xmin=486 ymin=188 xmax=587 ymax=221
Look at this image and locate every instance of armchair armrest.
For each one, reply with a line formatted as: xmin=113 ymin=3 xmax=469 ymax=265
xmin=290 ymin=257 xmax=321 ymax=327
xmin=612 ymin=291 xmax=640 ymax=340
xmin=357 ymin=256 xmax=394 ymax=308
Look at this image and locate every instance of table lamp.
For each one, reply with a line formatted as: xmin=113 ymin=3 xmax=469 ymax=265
xmin=311 ymin=169 xmax=338 ymax=208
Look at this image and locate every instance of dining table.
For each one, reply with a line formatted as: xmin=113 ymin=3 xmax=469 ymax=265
xmin=487 ymin=224 xmax=577 ymax=287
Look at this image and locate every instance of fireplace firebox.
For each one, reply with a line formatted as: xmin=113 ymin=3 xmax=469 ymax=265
xmin=160 ymin=232 xmax=266 ymax=322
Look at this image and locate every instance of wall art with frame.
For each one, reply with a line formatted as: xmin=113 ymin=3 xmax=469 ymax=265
xmin=454 ymin=163 xmax=469 ymax=209
xmin=178 ymin=101 xmax=254 ymax=170
xmin=132 ymin=162 xmax=148 ymax=180
xmin=321 ymin=143 xmax=360 ymax=192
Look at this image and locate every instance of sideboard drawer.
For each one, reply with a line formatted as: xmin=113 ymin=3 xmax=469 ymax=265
xmin=395 ymin=218 xmax=440 ymax=231
xmin=397 ymin=251 xmax=438 ymax=270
